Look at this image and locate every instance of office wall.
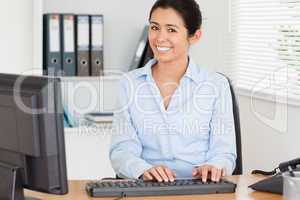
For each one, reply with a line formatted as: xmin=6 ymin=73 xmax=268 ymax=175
xmin=0 ymin=0 xmax=42 ymax=74
xmin=238 ymin=95 xmax=300 ymax=173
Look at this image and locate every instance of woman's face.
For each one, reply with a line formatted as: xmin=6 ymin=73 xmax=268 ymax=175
xmin=149 ymin=7 xmax=194 ymax=64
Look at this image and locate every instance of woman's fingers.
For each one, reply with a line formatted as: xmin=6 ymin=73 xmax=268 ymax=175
xmin=142 ymin=170 xmax=153 ymax=180
xmin=215 ymin=168 xmax=223 ymax=182
xmin=192 ymin=165 xmax=225 ymax=182
xmin=222 ymin=169 xmax=226 ymax=177
xmin=149 ymin=167 xmax=163 ymax=182
xmin=144 ymin=165 xmax=227 ymax=183
xmin=143 ymin=165 xmax=176 ymax=182
xmin=192 ymin=167 xmax=198 ymax=177
xmin=164 ymin=167 xmax=175 ymax=182
xmin=210 ymin=167 xmax=218 ymax=182
xmin=201 ymin=165 xmax=209 ymax=182
xmin=156 ymin=166 xmax=169 ymax=182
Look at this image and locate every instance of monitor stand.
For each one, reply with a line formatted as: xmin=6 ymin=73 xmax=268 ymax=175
xmin=0 ymin=161 xmax=40 ymax=200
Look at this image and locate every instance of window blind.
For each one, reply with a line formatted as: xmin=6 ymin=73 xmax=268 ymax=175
xmin=228 ymin=0 xmax=300 ymax=103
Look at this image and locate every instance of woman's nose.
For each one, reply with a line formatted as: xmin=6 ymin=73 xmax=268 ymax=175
xmin=156 ymin=30 xmax=168 ymax=42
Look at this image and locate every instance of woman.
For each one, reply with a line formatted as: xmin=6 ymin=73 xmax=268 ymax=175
xmin=110 ymin=0 xmax=236 ymax=183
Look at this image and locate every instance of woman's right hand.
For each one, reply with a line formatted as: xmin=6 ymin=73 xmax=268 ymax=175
xmin=142 ymin=165 xmax=176 ymax=182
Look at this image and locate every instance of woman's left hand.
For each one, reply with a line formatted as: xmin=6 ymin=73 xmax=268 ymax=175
xmin=192 ymin=164 xmax=225 ymax=182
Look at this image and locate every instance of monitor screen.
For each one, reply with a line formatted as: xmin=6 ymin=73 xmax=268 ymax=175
xmin=0 ymin=73 xmax=68 ymax=199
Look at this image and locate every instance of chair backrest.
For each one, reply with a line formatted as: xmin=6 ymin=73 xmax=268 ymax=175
xmin=218 ymin=73 xmax=243 ymax=175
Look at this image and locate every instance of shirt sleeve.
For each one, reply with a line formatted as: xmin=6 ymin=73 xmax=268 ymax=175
xmin=109 ymin=77 xmax=153 ymax=179
xmin=202 ymin=76 xmax=237 ymax=175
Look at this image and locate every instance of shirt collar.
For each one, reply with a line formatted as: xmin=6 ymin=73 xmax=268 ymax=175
xmin=137 ymin=59 xmax=157 ymax=77
xmin=184 ymin=57 xmax=202 ymax=84
xmin=135 ymin=57 xmax=202 ymax=84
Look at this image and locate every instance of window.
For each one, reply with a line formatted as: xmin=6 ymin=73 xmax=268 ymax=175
xmin=228 ymin=0 xmax=300 ymax=104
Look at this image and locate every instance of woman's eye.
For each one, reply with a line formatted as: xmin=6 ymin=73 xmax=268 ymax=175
xmin=150 ymin=26 xmax=159 ymax=31
xmin=168 ymin=28 xmax=177 ymax=33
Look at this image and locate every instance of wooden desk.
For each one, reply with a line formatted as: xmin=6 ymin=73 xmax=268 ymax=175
xmin=25 ymin=175 xmax=282 ymax=200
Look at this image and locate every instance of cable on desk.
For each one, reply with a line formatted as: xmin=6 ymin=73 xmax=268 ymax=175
xmin=251 ymin=167 xmax=278 ymax=176
xmin=114 ymin=192 xmax=126 ymax=200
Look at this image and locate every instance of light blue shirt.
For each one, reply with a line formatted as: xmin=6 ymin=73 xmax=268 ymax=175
xmin=109 ymin=58 xmax=236 ymax=179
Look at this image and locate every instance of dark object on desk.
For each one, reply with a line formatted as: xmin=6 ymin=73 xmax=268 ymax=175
xmin=86 ymin=178 xmax=236 ymax=197
xmin=249 ymin=174 xmax=284 ymax=194
xmin=249 ymin=158 xmax=300 ymax=194
xmin=0 ymin=74 xmax=68 ymax=199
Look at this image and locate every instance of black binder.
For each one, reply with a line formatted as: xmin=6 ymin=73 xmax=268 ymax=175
xmin=90 ymin=15 xmax=104 ymax=76
xmin=61 ymin=14 xmax=76 ymax=76
xmin=141 ymin=40 xmax=154 ymax=67
xmin=43 ymin=14 xmax=62 ymax=76
xmin=76 ymin=15 xmax=90 ymax=76
xmin=129 ymin=26 xmax=149 ymax=71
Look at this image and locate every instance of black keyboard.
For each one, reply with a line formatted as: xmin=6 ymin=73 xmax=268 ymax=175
xmin=86 ymin=178 xmax=236 ymax=197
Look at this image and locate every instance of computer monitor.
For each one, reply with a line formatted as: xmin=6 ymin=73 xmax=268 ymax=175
xmin=0 ymin=73 xmax=68 ymax=199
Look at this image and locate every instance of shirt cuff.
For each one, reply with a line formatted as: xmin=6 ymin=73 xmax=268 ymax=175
xmin=119 ymin=161 xmax=153 ymax=179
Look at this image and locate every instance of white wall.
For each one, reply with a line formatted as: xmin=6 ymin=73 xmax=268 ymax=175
xmin=64 ymin=127 xmax=115 ymax=179
xmin=0 ymin=0 xmax=42 ymax=74
xmin=61 ymin=76 xmax=119 ymax=117
xmin=238 ymin=95 xmax=300 ymax=173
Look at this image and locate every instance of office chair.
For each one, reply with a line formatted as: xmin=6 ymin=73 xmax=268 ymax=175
xmin=218 ymin=73 xmax=243 ymax=175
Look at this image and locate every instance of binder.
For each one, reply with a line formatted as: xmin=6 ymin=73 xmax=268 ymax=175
xmin=90 ymin=15 xmax=104 ymax=76
xmin=84 ymin=112 xmax=113 ymax=123
xmin=63 ymin=106 xmax=76 ymax=127
xmin=61 ymin=14 xmax=76 ymax=76
xmin=129 ymin=26 xmax=149 ymax=71
xmin=43 ymin=14 xmax=62 ymax=76
xmin=76 ymin=15 xmax=90 ymax=76
xmin=141 ymin=40 xmax=154 ymax=67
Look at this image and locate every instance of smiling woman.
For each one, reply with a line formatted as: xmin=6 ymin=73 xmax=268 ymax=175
xmin=109 ymin=0 xmax=237 ymax=184
xmin=148 ymin=4 xmax=202 ymax=111
xmin=148 ymin=0 xmax=202 ymax=66
xmin=148 ymin=8 xmax=200 ymax=68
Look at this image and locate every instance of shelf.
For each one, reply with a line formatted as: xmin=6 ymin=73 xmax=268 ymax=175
xmin=60 ymin=75 xmax=121 ymax=82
